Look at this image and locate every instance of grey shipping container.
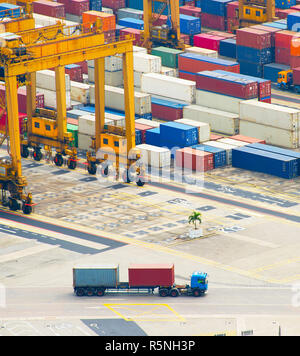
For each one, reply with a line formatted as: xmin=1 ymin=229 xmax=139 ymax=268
xmin=73 ymin=265 xmax=119 ymax=288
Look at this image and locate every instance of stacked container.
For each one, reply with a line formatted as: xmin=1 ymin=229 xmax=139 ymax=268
xmin=136 ymin=144 xmax=171 ymax=168
xmin=102 ymin=0 xmax=126 ymax=10
xmin=226 ymin=1 xmax=239 ymax=33
xmin=192 ymin=144 xmax=227 ymax=168
xmin=236 ymin=27 xmax=273 ymax=78
xmin=65 ymin=64 xmax=83 ymax=83
xmin=118 ymin=17 xmax=144 ymax=30
xmin=160 ymin=122 xmax=199 ymax=148
xmin=274 ymin=30 xmax=299 ymax=66
xmin=151 ymin=47 xmax=184 ymax=68
xmin=32 ymin=0 xmax=65 ymax=18
xmin=117 ymin=7 xmax=143 ymax=21
xmin=179 ymin=14 xmax=201 ymax=36
xmin=82 ymin=11 xmax=116 ymax=42
xmin=151 ymin=97 xmax=188 ymax=121
xmin=219 ymin=38 xmax=237 ymax=58
xmin=201 ymin=0 xmax=233 ymax=31
xmin=174 ymin=118 xmax=211 ymax=143
xmin=193 ymin=33 xmax=227 ymax=51
xmin=175 ymin=147 xmax=214 ymax=171
xmin=179 ymin=5 xmax=202 ymax=18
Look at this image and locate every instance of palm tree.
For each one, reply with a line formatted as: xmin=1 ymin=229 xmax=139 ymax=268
xmin=188 ymin=211 xmax=202 ymax=230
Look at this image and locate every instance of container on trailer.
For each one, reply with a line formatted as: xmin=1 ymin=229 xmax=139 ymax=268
xmin=128 ymin=264 xmax=175 ymax=287
xmin=73 ymin=265 xmax=120 ymax=288
xmin=232 ymin=146 xmax=298 ymax=179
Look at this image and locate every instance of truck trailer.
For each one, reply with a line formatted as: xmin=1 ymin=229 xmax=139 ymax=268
xmin=73 ymin=264 xmax=208 ymax=297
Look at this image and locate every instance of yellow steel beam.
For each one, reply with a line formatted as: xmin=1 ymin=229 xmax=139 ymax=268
xmin=55 ymin=66 xmax=67 ymax=143
xmin=94 ymin=57 xmax=105 ymax=151
xmin=6 ymin=39 xmax=133 ymax=77
xmin=26 ymin=71 xmax=36 ymax=139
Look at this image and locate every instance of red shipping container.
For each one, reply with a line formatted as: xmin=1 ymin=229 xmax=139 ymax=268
xmin=236 ymin=28 xmax=272 ymax=49
xmin=67 ymin=117 xmax=79 ymax=125
xmin=61 ymin=0 xmax=89 ymax=16
xmin=181 ymin=33 xmax=190 ymax=45
xmin=32 ymin=0 xmax=65 ymax=18
xmin=258 ymin=80 xmax=271 ymax=99
xmin=179 ymin=70 xmax=197 ymax=82
xmin=230 ymin=134 xmax=266 ymax=144
xmin=291 ymin=4 xmax=300 ymax=10
xmin=275 ymin=47 xmax=290 ymax=65
xmin=226 ymin=1 xmax=239 ymax=19
xmin=207 ymin=31 xmax=236 ymax=39
xmin=120 ymin=28 xmax=142 ymax=46
xmin=292 ymin=66 xmax=300 ymax=84
xmin=128 ymin=264 xmax=175 ymax=287
xmin=201 ymin=13 xmax=226 ymax=31
xmin=178 ymin=55 xmax=240 ymax=74
xmin=0 ymin=112 xmax=26 ymax=134
xmin=227 ymin=18 xmax=239 ymax=34
xmin=210 ymin=134 xmax=224 ymax=141
xmin=176 ymin=147 xmax=214 ymax=171
xmin=250 ymin=25 xmax=281 ymax=47
xmin=65 ymin=65 xmax=83 ymax=82
xmin=290 ymin=55 xmax=300 ymax=69
xmin=76 ymin=61 xmax=88 ymax=75
xmin=276 ymin=8 xmax=297 ymax=19
xmin=275 ymin=30 xmax=299 ymax=49
xmin=104 ymin=29 xmax=116 ymax=43
xmin=193 ymin=33 xmax=226 ymax=51
xmin=179 ymin=5 xmax=201 ymax=18
xmin=259 ymin=97 xmax=271 ymax=103
xmin=151 ymin=103 xmax=183 ymax=121
xmin=152 ymin=14 xmax=167 ymax=26
xmin=135 ymin=122 xmax=153 ymax=143
xmin=195 ymin=72 xmax=258 ymax=99
xmin=102 ymin=0 xmax=126 ymax=10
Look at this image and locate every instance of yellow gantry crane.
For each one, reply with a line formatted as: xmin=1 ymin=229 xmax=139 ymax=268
xmin=0 ymin=20 xmax=144 ymax=214
xmin=142 ymin=0 xmax=185 ymax=52
xmin=0 ymin=0 xmax=35 ymax=32
xmin=238 ymin=0 xmax=276 ymax=28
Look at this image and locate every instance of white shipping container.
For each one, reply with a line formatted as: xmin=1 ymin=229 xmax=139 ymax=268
xmin=239 ymin=100 xmax=300 ymax=131
xmin=217 ymin=138 xmax=250 ymax=147
xmin=70 ymin=81 xmax=90 ymax=104
xmin=184 ymin=47 xmax=218 ymax=58
xmin=88 ymin=68 xmax=123 ymax=87
xmin=141 ymin=73 xmax=196 ymax=104
xmin=33 ymin=13 xmax=78 ymax=28
xmin=174 ymin=118 xmax=211 ymax=143
xmin=203 ymin=141 xmax=237 ymax=165
xmin=89 ymin=85 xmax=152 ymax=115
xmin=133 ymin=52 xmax=162 ymax=73
xmin=135 ymin=118 xmax=161 ymax=128
xmin=160 ymin=66 xmax=177 ymax=77
xmin=88 ymin=56 xmax=123 ymax=72
xmin=196 ymin=90 xmax=258 ymax=114
xmin=133 ymin=46 xmax=148 ymax=53
xmin=239 ymin=121 xmax=299 ymax=149
xmin=134 ymin=71 xmax=142 ymax=88
xmin=78 ymin=133 xmax=92 ymax=151
xmin=37 ymin=88 xmax=71 ymax=110
xmin=36 ymin=69 xmax=71 ymax=92
xmin=105 ymin=112 xmax=125 ymax=127
xmin=183 ymin=105 xmax=239 ymax=136
xmin=79 ymin=114 xmax=114 ymax=136
xmin=136 ymin=144 xmax=171 ymax=168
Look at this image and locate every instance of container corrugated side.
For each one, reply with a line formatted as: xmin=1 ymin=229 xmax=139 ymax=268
xmin=193 ymin=144 xmax=227 ymax=168
xmin=217 ymin=138 xmax=250 ymax=147
xmin=183 ymin=105 xmax=239 ymax=136
xmin=239 ymin=120 xmax=299 ymax=149
xmin=73 ymin=265 xmax=119 ymax=288
xmin=36 ymin=69 xmax=71 ymax=91
xmin=232 ymin=146 xmax=298 ymax=179
xmin=239 ymin=100 xmax=300 ymax=131
xmin=70 ymin=81 xmax=90 ymax=104
xmin=133 ymin=52 xmax=162 ymax=73
xmin=202 ymin=140 xmax=238 ymax=165
xmin=128 ymin=264 xmax=175 ymax=287
xmin=184 ymin=47 xmax=218 ymax=58
xmin=141 ymin=73 xmax=196 ymax=103
xmin=136 ymin=144 xmax=171 ymax=168
xmin=174 ymin=118 xmax=211 ymax=143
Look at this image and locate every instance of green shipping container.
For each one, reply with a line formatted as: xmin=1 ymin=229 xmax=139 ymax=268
xmin=67 ymin=123 xmax=78 ymax=148
xmin=151 ymin=46 xmax=184 ymax=68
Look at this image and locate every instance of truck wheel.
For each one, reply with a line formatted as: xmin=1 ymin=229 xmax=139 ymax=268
xmin=86 ymin=288 xmax=95 ymax=296
xmin=76 ymin=288 xmax=85 ymax=297
xmin=170 ymin=289 xmax=179 ymax=297
xmin=96 ymin=288 xmax=105 ymax=297
xmin=192 ymin=289 xmax=202 ymax=297
xmin=159 ymin=288 xmax=169 ymax=297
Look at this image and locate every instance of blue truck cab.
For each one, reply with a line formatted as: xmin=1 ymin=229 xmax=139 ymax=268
xmin=190 ymin=272 xmax=208 ymax=295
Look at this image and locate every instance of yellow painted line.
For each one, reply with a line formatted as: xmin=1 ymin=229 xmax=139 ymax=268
xmin=250 ymin=256 xmax=300 ymax=274
xmin=103 ymin=303 xmax=185 ymax=322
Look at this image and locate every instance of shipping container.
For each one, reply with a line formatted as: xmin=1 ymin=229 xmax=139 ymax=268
xmin=136 ymin=118 xmax=160 ymax=127
xmin=178 ymin=53 xmax=240 ymax=73
xmin=180 ymin=5 xmax=202 ymax=17
xmin=0 ymin=3 xmax=21 ymax=18
xmin=82 ymin=11 xmax=116 ymax=31
xmin=203 ymin=140 xmax=237 ymax=164
xmin=263 ymin=62 xmax=291 ymax=82
xmin=160 ymin=121 xmax=199 ymax=147
xmin=70 ymin=81 xmax=90 ymax=104
xmin=0 ymin=112 xmax=26 ymax=135
xmin=128 ymin=264 xmax=175 ymax=287
xmin=196 ymin=89 xmax=257 ymax=114
xmin=275 ymin=47 xmax=290 ymax=65
xmin=133 ymin=52 xmax=162 ymax=73
xmin=219 ymin=38 xmax=237 ymax=58
xmin=250 ymin=25 xmax=281 ymax=47
xmin=117 ymin=7 xmax=143 ymax=21
xmin=180 ymin=14 xmax=201 ymax=35
xmin=136 ymin=144 xmax=171 ymax=168
xmin=201 ymin=0 xmax=233 ymax=16
xmin=218 ymin=137 xmax=250 ymax=147
xmin=195 ymin=71 xmax=258 ymax=99
xmin=119 ymin=28 xmax=142 ymax=46
xmin=193 ymin=33 xmax=226 ymax=51
xmin=287 ymin=11 xmax=300 ymax=31
xmin=37 ymin=88 xmax=71 ymax=110
xmin=239 ymin=99 xmax=300 ymax=131
xmin=135 ymin=123 xmax=154 ymax=143
xmin=61 ymin=0 xmax=89 ymax=16
xmin=236 ymin=28 xmax=272 ymax=49
xmin=118 ymin=17 xmax=144 ymax=30
xmin=239 ymin=120 xmax=299 ymax=149
xmin=141 ymin=73 xmax=196 ymax=103
xmin=73 ymin=265 xmax=119 ymax=288
xmin=65 ymin=64 xmax=83 ymax=82
xmin=151 ymin=47 xmax=184 ymax=68
xmin=36 ymin=69 xmax=71 ymax=92
xmin=67 ymin=123 xmax=78 ymax=147
xmin=201 ymin=12 xmax=226 ymax=31
xmin=174 ymin=118 xmax=211 ymax=143
xmin=232 ymin=146 xmax=298 ymax=179
xmin=151 ymin=97 xmax=187 ymax=121
xmin=248 ymin=142 xmax=300 ymax=174
xmin=226 ymin=1 xmax=239 ymax=18
xmin=32 ymin=0 xmax=65 ymax=18
xmin=145 ymin=127 xmax=161 ymax=146
xmin=102 ymin=0 xmax=125 ymax=10
xmin=184 ymin=46 xmax=218 ymax=58
xmin=183 ymin=105 xmax=240 ymax=135
xmin=175 ymin=147 xmax=214 ymax=171
xmin=263 ymin=21 xmax=287 ymax=30
xmin=230 ymin=134 xmax=266 ymax=144
xmin=236 ymin=46 xmax=273 ymax=64
xmin=192 ymin=144 xmax=227 ymax=168
xmin=89 ymin=0 xmax=102 ymax=11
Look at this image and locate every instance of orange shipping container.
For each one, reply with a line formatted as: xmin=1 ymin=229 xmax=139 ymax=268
xmin=82 ymin=11 xmax=116 ymax=32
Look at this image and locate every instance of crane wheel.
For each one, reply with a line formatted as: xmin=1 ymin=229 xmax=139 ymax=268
xmin=68 ymin=160 xmax=77 ymax=170
xmin=22 ymin=204 xmax=32 ymax=215
xmin=33 ymin=150 xmax=43 ymax=162
xmin=21 ymin=146 xmax=30 ymax=158
xmin=136 ymin=177 xmax=145 ymax=187
xmin=8 ymin=199 xmax=20 ymax=211
xmin=54 ymin=154 xmax=64 ymax=167
xmin=87 ymin=163 xmax=97 ymax=175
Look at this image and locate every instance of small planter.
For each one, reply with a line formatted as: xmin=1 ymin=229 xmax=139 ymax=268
xmin=189 ymin=227 xmax=203 ymax=239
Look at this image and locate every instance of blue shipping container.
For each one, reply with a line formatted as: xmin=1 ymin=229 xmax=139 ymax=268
xmin=263 ymin=22 xmax=288 ymax=30
xmin=275 ymin=0 xmax=296 ymax=9
xmin=219 ymin=38 xmax=237 ymax=59
xmin=0 ymin=3 xmax=21 ymax=18
xmin=263 ymin=63 xmax=290 ymax=83
xmin=151 ymin=97 xmax=188 ymax=110
xmin=232 ymin=146 xmax=298 ymax=179
xmin=201 ymin=0 xmax=233 ymax=17
xmin=248 ymin=143 xmax=300 ymax=175
xmin=73 ymin=265 xmax=119 ymax=288
xmin=135 ymin=129 xmax=142 ymax=145
xmin=238 ymin=60 xmax=264 ymax=78
xmin=145 ymin=128 xmax=161 ymax=146
xmin=180 ymin=14 xmax=201 ymax=35
xmin=118 ymin=17 xmax=144 ymax=30
xmin=160 ymin=122 xmax=199 ymax=148
xmin=287 ymin=12 xmax=300 ymax=32
xmin=192 ymin=144 xmax=227 ymax=168
xmin=237 ymin=46 xmax=272 ymax=65
xmin=117 ymin=8 xmax=143 ymax=21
